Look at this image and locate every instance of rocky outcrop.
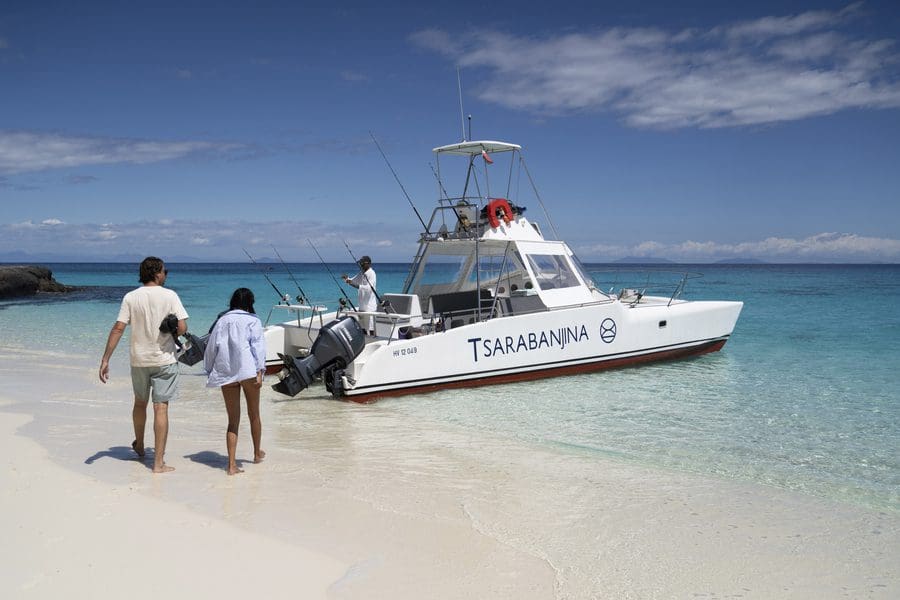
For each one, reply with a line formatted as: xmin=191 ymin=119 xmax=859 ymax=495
xmin=0 ymin=265 xmax=77 ymax=299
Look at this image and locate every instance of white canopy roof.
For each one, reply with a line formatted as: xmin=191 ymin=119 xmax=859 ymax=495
xmin=432 ymin=140 xmax=522 ymax=155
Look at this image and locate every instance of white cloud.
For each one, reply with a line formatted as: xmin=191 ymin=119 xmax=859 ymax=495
xmin=340 ymin=70 xmax=369 ymax=82
xmin=410 ymin=4 xmax=900 ymax=129
xmin=0 ymin=219 xmax=896 ymax=263
xmin=0 ymin=131 xmax=244 ymax=175
xmin=579 ymin=232 xmax=900 ymax=262
xmin=0 ymin=219 xmax=415 ymax=261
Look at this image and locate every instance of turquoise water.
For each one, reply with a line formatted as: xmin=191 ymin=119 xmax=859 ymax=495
xmin=1 ymin=262 xmax=899 ymax=511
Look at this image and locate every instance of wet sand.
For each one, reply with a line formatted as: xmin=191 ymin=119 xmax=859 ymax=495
xmin=1 ymin=345 xmax=897 ymax=599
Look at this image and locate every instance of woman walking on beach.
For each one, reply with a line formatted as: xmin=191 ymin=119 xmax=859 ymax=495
xmin=204 ymin=288 xmax=266 ymax=475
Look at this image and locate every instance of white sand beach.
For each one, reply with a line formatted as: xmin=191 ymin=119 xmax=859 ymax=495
xmin=1 ymin=345 xmax=898 ymax=599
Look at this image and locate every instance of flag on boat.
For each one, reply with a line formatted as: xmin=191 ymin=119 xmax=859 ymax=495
xmin=481 ymin=150 xmax=493 ymax=164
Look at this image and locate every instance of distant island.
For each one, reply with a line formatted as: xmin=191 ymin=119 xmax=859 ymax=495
xmin=716 ymin=258 xmax=767 ymax=264
xmin=613 ymin=257 xmax=676 ymax=264
xmin=608 ymin=257 xmax=769 ymax=265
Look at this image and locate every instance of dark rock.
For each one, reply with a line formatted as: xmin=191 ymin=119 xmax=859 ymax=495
xmin=0 ymin=265 xmax=77 ymax=299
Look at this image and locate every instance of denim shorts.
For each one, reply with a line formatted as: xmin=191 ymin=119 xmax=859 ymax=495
xmin=131 ymin=363 xmax=179 ymax=403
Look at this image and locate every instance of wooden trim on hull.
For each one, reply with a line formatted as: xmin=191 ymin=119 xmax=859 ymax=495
xmin=344 ymin=337 xmax=729 ymax=403
xmin=264 ymin=363 xmax=284 ymax=376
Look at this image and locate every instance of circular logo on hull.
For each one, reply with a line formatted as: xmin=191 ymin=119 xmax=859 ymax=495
xmin=600 ymin=318 xmax=617 ymax=343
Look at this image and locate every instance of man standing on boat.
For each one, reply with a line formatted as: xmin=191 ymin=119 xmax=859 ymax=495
xmin=98 ymin=256 xmax=188 ymax=473
xmin=342 ymin=255 xmax=377 ymax=334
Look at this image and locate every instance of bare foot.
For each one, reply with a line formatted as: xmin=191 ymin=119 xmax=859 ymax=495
xmin=227 ymin=466 xmax=244 ymax=475
xmin=254 ymin=450 xmax=266 ymax=464
xmin=153 ymin=464 xmax=175 ymax=473
xmin=131 ymin=440 xmax=145 ymax=458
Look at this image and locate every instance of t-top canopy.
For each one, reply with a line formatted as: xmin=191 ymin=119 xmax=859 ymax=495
xmin=432 ymin=140 xmax=522 ymax=155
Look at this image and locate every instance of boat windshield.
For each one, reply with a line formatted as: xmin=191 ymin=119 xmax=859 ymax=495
xmin=407 ymin=241 xmax=530 ymax=312
xmin=525 ymin=254 xmax=581 ymax=291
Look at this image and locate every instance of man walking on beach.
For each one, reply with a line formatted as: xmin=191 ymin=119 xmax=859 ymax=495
xmin=99 ymin=257 xmax=188 ymax=473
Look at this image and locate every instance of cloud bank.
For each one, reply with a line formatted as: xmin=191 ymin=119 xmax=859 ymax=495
xmin=579 ymin=232 xmax=900 ymax=263
xmin=410 ymin=3 xmax=900 ymax=128
xmin=0 ymin=131 xmax=243 ymax=175
xmin=0 ymin=219 xmax=402 ymax=262
xmin=1 ymin=219 xmax=897 ymax=263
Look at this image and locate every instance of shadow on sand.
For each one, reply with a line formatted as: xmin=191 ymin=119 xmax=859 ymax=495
xmin=184 ymin=450 xmax=245 ymax=472
xmin=84 ymin=445 xmax=154 ymax=470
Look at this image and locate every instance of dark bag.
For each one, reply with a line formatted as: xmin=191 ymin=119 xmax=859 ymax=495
xmin=177 ymin=332 xmax=209 ymax=366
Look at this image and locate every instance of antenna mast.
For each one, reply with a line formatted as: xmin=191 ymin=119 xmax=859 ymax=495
xmin=457 ymin=68 xmax=466 ymax=141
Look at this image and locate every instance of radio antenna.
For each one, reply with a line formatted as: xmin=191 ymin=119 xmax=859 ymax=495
xmin=457 ymin=68 xmax=466 ymax=141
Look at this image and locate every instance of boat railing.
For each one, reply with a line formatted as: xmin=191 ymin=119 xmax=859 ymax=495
xmin=584 ymin=268 xmax=704 ymax=307
xmin=422 ymin=198 xmax=485 ymax=241
xmin=266 ymin=303 xmax=330 ymax=329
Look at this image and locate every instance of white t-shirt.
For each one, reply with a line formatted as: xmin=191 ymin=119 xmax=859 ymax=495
xmin=116 ymin=285 xmax=189 ymax=367
xmin=350 ymin=267 xmax=377 ymax=312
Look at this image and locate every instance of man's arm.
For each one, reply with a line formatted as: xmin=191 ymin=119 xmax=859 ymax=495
xmin=99 ymin=321 xmax=127 ymax=383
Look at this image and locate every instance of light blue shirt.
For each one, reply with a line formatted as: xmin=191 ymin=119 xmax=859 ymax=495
xmin=204 ymin=310 xmax=266 ymax=387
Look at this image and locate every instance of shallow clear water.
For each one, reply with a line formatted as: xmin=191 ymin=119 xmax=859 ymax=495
xmin=2 ymin=262 xmax=898 ymax=511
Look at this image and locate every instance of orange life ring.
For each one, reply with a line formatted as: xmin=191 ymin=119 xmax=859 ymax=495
xmin=486 ymin=198 xmax=514 ymax=228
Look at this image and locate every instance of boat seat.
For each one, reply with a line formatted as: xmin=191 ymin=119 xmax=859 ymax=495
xmin=429 ymin=289 xmax=492 ymax=314
xmin=503 ymin=294 xmax=546 ymax=315
xmin=374 ymin=293 xmax=422 ymax=338
xmin=429 ymin=290 xmax=494 ymax=329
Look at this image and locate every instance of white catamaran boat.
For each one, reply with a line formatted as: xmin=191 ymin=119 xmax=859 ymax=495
xmin=266 ymin=139 xmax=743 ymax=402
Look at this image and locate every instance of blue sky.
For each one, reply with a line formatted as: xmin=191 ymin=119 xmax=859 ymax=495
xmin=1 ymin=0 xmax=899 ymax=263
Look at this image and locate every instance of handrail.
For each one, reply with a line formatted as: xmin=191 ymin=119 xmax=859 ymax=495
xmin=584 ymin=268 xmax=704 ymax=306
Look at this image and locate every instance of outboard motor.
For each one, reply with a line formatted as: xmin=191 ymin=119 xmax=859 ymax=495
xmin=272 ymin=316 xmax=366 ymax=397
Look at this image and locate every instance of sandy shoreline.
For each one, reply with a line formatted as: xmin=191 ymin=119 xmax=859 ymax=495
xmin=1 ymin=345 xmax=898 ymax=599
xmin=0 ymin=410 xmax=349 ymax=599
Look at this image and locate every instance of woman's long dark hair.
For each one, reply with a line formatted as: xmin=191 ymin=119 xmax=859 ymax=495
xmin=229 ymin=287 xmax=256 ymax=314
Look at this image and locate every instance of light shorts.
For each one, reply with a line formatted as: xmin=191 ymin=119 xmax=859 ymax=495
xmin=131 ymin=363 xmax=179 ymax=404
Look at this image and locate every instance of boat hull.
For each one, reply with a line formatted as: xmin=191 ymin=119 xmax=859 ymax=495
xmin=265 ymin=299 xmax=742 ymax=402
xmin=341 ymin=336 xmax=728 ymax=403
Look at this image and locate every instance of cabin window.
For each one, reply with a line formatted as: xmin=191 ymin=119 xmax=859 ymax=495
xmin=466 ymin=251 xmax=526 ymax=294
xmin=415 ymin=255 xmax=469 ymax=287
xmin=525 ymin=254 xmax=581 ymax=290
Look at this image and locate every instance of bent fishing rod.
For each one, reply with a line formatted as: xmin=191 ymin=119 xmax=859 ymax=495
xmin=306 ymin=239 xmax=357 ymax=311
xmin=243 ymin=248 xmax=290 ymax=304
xmin=341 ymin=238 xmax=383 ymax=305
xmin=369 ymin=131 xmax=430 ymax=235
xmin=271 ymin=245 xmax=309 ymax=304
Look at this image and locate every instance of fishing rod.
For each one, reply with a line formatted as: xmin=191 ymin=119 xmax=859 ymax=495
xmin=271 ymin=246 xmax=309 ymax=304
xmin=430 ymin=161 xmax=471 ymax=234
xmin=369 ymin=131 xmax=430 ymax=234
xmin=429 ymin=162 xmax=451 ymax=201
xmin=306 ymin=239 xmax=357 ymax=311
xmin=341 ymin=238 xmax=383 ymax=305
xmin=243 ymin=248 xmax=289 ymax=304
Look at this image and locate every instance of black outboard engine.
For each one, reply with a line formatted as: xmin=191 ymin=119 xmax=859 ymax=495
xmin=272 ymin=316 xmax=366 ymax=397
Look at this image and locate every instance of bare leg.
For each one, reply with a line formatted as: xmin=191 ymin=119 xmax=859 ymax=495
xmin=152 ymin=402 xmax=174 ymax=473
xmin=241 ymin=378 xmax=265 ymax=463
xmin=222 ymin=383 xmax=243 ymax=475
xmin=132 ymin=397 xmax=147 ymax=457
